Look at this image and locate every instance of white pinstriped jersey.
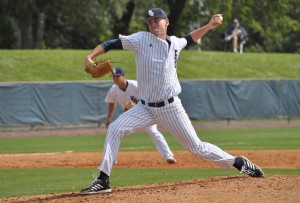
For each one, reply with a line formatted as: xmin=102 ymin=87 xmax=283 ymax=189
xmin=105 ymin=80 xmax=139 ymax=109
xmin=119 ymin=32 xmax=187 ymax=103
xmin=98 ymin=31 xmax=237 ymax=176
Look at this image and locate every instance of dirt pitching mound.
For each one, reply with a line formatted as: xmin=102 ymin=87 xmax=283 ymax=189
xmin=3 ymin=175 xmax=299 ymax=203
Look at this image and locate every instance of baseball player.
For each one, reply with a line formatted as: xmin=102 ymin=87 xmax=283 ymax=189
xmin=105 ymin=66 xmax=176 ymax=164
xmin=81 ymin=8 xmax=264 ymax=195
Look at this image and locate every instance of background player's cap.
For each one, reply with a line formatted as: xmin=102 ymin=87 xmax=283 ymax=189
xmin=233 ymin=19 xmax=239 ymax=24
xmin=144 ymin=8 xmax=167 ymax=23
xmin=111 ymin=67 xmax=125 ymax=76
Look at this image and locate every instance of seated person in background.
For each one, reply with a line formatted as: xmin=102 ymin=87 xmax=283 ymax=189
xmin=225 ymin=19 xmax=248 ymax=53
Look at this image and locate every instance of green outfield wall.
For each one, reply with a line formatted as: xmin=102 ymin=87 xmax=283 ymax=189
xmin=0 ymin=80 xmax=299 ymax=127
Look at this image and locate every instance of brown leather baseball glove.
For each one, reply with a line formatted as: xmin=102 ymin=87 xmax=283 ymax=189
xmin=124 ymin=100 xmax=136 ymax=112
xmin=85 ymin=59 xmax=112 ymax=78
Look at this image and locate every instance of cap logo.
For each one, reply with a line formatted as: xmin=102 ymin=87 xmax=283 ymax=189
xmin=112 ymin=69 xmax=116 ymax=74
xmin=148 ymin=10 xmax=154 ymax=17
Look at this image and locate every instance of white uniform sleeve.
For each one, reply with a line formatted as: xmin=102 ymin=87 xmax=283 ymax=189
xmin=104 ymin=86 xmax=117 ymax=103
xmin=119 ymin=32 xmax=145 ymax=54
xmin=170 ymin=36 xmax=188 ymax=51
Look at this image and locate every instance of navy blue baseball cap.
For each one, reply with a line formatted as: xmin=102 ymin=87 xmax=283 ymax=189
xmin=144 ymin=8 xmax=167 ymax=23
xmin=111 ymin=67 xmax=125 ymax=76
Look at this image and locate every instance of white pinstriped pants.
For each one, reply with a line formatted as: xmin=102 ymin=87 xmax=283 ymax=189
xmin=98 ymin=96 xmax=235 ymax=176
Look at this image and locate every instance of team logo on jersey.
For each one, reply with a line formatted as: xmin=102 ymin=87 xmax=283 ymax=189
xmin=130 ymin=96 xmax=139 ymax=104
xmin=174 ymin=49 xmax=178 ymax=68
xmin=148 ymin=10 xmax=154 ymax=17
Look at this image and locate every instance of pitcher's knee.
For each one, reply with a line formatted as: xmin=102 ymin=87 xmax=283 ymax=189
xmin=107 ymin=122 xmax=130 ymax=139
xmin=189 ymin=143 xmax=209 ymax=157
xmin=107 ymin=123 xmax=124 ymax=136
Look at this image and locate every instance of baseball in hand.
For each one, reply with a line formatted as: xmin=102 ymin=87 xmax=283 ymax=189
xmin=215 ymin=15 xmax=223 ymax=22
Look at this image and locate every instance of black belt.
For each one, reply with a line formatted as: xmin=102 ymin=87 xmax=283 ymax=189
xmin=141 ymin=97 xmax=174 ymax=107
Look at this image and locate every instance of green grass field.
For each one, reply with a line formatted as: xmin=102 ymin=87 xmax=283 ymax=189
xmin=0 ymin=50 xmax=299 ymax=82
xmin=1 ymin=128 xmax=300 ymax=154
xmin=0 ymin=127 xmax=299 ymax=198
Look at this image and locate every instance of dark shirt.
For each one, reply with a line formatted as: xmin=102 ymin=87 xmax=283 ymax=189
xmin=225 ymin=25 xmax=248 ymax=40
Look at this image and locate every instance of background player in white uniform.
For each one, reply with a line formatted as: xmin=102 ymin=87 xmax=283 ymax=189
xmin=105 ymin=67 xmax=176 ymax=164
xmin=81 ymin=8 xmax=264 ymax=195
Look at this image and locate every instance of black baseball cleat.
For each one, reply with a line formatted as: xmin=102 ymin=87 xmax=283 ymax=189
xmin=234 ymin=156 xmax=264 ymax=177
xmin=80 ymin=177 xmax=112 ymax=195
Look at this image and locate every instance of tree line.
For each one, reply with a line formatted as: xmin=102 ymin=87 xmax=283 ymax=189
xmin=1 ymin=0 xmax=299 ymax=53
